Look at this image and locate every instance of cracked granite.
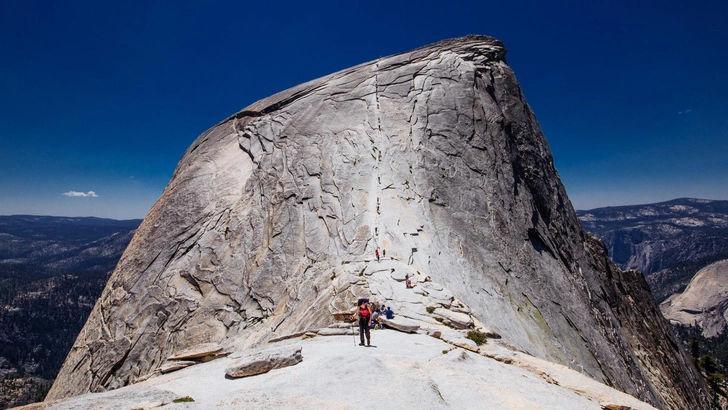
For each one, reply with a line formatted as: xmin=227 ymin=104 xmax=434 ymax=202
xmin=46 ymin=36 xmax=709 ymax=410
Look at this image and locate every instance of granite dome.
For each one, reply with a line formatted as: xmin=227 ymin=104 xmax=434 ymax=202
xmin=47 ymin=36 xmax=708 ymax=410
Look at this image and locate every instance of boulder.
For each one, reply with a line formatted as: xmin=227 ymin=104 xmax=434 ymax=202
xmin=433 ymin=308 xmax=473 ymax=329
xmin=379 ymin=317 xmax=420 ymax=333
xmin=225 ymin=345 xmax=303 ymax=379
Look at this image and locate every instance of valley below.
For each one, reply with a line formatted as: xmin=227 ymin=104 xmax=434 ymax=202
xmin=0 ymin=216 xmax=140 ymax=409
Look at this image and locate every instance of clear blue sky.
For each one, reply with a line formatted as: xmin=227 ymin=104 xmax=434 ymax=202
xmin=1 ymin=0 xmax=726 ymax=219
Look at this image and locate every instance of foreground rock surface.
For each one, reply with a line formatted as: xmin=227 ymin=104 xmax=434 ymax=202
xmin=661 ymin=259 xmax=728 ymax=337
xmin=47 ymin=36 xmax=709 ymax=409
xmin=24 ymin=332 xmax=658 ymax=410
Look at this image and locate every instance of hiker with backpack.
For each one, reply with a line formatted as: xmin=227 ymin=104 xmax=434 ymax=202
xmin=371 ymin=309 xmax=384 ymax=329
xmin=355 ymin=298 xmax=373 ymax=346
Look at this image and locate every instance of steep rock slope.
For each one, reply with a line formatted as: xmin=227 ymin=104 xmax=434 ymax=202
xmin=47 ymin=36 xmax=708 ymax=409
xmin=661 ymin=259 xmax=728 ymax=337
xmin=577 ymin=198 xmax=728 ymax=301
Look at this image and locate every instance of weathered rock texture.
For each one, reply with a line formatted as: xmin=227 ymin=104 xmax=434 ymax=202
xmin=661 ymin=259 xmax=728 ymax=337
xmin=225 ymin=344 xmax=302 ymax=378
xmin=47 ymin=36 xmax=709 ymax=409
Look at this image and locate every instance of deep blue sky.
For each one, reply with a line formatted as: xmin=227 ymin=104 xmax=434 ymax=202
xmin=1 ymin=0 xmax=726 ymax=219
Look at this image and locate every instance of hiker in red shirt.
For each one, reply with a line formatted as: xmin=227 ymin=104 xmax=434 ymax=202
xmin=356 ymin=299 xmax=372 ymax=346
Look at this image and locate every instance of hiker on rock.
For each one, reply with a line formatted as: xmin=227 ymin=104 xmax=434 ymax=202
xmin=375 ymin=249 xmax=380 ymax=261
xmin=385 ymin=306 xmax=394 ymax=319
xmin=371 ymin=310 xmax=381 ymax=329
xmin=356 ymin=299 xmax=373 ymax=346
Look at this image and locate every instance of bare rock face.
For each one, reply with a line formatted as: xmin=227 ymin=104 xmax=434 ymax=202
xmin=46 ymin=36 xmax=709 ymax=409
xmin=661 ymin=259 xmax=728 ymax=337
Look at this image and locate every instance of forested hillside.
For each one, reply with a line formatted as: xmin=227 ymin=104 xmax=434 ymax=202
xmin=0 ymin=216 xmax=139 ymax=409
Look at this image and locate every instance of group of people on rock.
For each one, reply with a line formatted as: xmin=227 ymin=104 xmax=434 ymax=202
xmin=356 ymin=247 xmax=435 ymax=346
xmin=371 ymin=303 xmax=394 ymax=329
xmin=355 ymin=299 xmax=394 ymax=346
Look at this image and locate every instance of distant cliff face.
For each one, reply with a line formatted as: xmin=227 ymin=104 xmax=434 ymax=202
xmin=661 ymin=259 xmax=728 ymax=337
xmin=47 ymin=36 xmax=709 ymax=409
xmin=577 ymin=199 xmax=728 ymax=301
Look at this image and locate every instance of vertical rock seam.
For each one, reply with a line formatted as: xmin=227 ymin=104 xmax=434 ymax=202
xmin=47 ymin=35 xmax=709 ymax=409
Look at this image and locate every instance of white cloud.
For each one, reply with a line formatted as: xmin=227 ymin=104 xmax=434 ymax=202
xmin=62 ymin=190 xmax=99 ymax=197
xmin=678 ymin=109 xmax=693 ymax=115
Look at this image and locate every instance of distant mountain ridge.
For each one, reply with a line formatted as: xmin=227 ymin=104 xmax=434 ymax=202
xmin=0 ymin=215 xmax=140 ymax=409
xmin=577 ymin=198 xmax=728 ymax=301
xmin=0 ymin=215 xmax=141 ymax=277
